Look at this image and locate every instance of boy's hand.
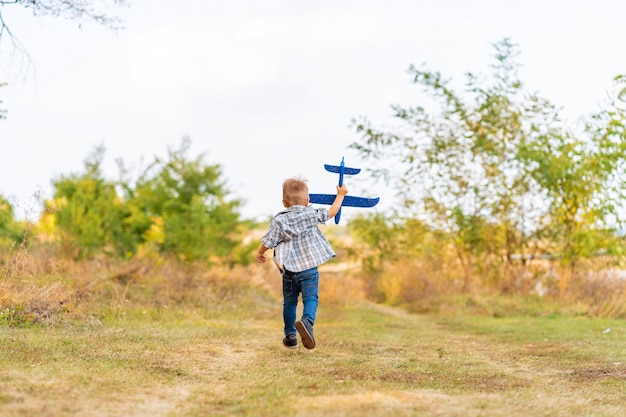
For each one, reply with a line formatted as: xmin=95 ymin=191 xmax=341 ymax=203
xmin=256 ymin=244 xmax=268 ymax=263
xmin=337 ymin=184 xmax=348 ymax=196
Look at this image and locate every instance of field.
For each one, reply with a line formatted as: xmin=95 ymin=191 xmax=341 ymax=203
xmin=2 ymin=295 xmax=626 ymax=416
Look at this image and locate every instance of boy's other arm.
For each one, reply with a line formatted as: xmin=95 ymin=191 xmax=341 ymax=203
xmin=256 ymin=244 xmax=269 ymax=263
xmin=328 ymin=184 xmax=348 ymax=219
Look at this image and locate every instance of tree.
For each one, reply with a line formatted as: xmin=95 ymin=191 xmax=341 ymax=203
xmin=517 ymin=75 xmax=626 ymax=293
xmin=352 ymin=39 xmax=549 ymax=290
xmin=0 ymin=0 xmax=129 ymax=63
xmin=0 ymin=1 xmax=129 ymax=116
xmin=126 ymin=138 xmax=242 ymax=262
xmin=0 ymin=0 xmax=128 ymax=36
xmin=42 ymin=145 xmax=136 ymax=258
xmin=42 ymin=140 xmax=244 ymax=263
xmin=351 ymin=39 xmax=626 ymax=293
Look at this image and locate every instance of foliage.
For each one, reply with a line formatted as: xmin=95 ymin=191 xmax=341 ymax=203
xmin=0 ymin=0 xmax=129 ymax=73
xmin=352 ymin=39 xmax=537 ymax=290
xmin=0 ymin=194 xmax=21 ymax=248
xmin=126 ymin=138 xmax=242 ymax=262
xmin=351 ymin=38 xmax=626 ymax=293
xmin=348 ymin=213 xmax=462 ymax=304
xmin=0 ymin=0 xmax=129 ymax=40
xmin=348 ymin=212 xmax=404 ymax=272
xmin=43 ymin=145 xmax=136 ymax=258
xmin=518 ymin=76 xmax=626 ymax=265
xmin=39 ymin=139 xmax=244 ymax=263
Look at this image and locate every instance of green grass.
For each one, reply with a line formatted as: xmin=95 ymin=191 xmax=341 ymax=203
xmin=1 ymin=301 xmax=626 ymax=416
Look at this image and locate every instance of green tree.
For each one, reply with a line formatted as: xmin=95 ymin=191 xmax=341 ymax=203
xmin=45 ymin=145 xmax=136 ymax=258
xmin=351 ymin=39 xmax=626 ymax=293
xmin=44 ymin=140 xmax=244 ymax=263
xmin=352 ymin=39 xmax=551 ymax=290
xmin=127 ymin=138 xmax=242 ymax=262
xmin=518 ymin=75 xmax=626 ymax=293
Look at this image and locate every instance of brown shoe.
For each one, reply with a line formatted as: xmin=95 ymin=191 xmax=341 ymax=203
xmin=295 ymin=319 xmax=316 ymax=349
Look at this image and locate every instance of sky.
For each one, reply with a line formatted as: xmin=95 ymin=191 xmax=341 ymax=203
xmin=1 ymin=0 xmax=626 ymax=222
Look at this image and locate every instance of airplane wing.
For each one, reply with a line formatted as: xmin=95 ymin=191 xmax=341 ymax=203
xmin=343 ymin=196 xmax=380 ymax=207
xmin=309 ymin=194 xmax=336 ymax=205
xmin=309 ymin=194 xmax=380 ymax=207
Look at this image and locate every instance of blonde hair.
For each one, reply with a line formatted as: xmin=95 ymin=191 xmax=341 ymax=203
xmin=282 ymin=178 xmax=309 ymax=207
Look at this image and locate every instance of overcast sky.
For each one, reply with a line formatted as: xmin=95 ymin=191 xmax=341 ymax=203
xmin=1 ymin=0 xmax=626 ymax=222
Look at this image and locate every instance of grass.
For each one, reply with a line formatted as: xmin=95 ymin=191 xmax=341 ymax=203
xmin=2 ymin=299 xmax=626 ymax=417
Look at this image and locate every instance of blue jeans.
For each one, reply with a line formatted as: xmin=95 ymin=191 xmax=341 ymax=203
xmin=282 ymin=267 xmax=319 ymax=336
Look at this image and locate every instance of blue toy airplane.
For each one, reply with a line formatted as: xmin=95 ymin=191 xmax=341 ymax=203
xmin=309 ymin=157 xmax=380 ymax=224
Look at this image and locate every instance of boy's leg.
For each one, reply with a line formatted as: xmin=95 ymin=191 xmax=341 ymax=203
xmin=299 ymin=268 xmax=319 ymax=325
xmin=282 ymin=272 xmax=299 ymax=338
xmin=295 ymin=268 xmax=319 ymax=349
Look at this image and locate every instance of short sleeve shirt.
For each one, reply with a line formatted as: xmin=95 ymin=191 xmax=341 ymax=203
xmin=261 ymin=205 xmax=335 ymax=272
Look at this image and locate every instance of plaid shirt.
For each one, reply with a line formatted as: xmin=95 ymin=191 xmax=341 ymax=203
xmin=261 ymin=205 xmax=335 ymax=273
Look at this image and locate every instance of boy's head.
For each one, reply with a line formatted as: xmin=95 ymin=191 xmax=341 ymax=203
xmin=282 ymin=177 xmax=309 ymax=207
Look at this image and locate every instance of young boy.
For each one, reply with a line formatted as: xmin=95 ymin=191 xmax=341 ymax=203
xmin=256 ymin=178 xmax=348 ymax=349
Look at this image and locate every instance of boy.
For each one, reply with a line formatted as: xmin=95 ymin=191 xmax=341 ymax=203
xmin=256 ymin=178 xmax=348 ymax=349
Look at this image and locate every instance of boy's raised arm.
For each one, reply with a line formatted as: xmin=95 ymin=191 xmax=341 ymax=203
xmin=328 ymin=184 xmax=348 ymax=219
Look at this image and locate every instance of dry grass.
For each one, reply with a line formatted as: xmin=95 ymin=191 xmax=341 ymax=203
xmin=2 ymin=301 xmax=626 ymax=417
xmin=0 ymin=247 xmax=279 ymax=327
